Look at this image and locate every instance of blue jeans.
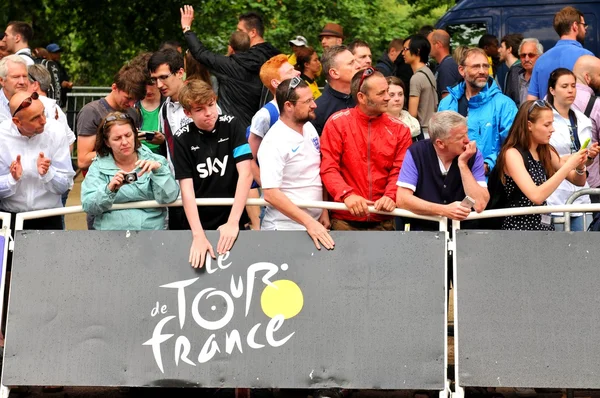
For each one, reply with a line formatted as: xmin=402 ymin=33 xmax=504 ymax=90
xmin=552 ymin=215 xmax=584 ymax=231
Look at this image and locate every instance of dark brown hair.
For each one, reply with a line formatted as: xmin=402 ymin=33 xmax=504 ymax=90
xmin=185 ymin=50 xmax=211 ymax=85
xmin=546 ymin=67 xmax=575 ymax=106
xmin=95 ymin=112 xmax=141 ymax=157
xmin=295 ymin=46 xmax=317 ymax=74
xmin=496 ymin=100 xmax=557 ymax=184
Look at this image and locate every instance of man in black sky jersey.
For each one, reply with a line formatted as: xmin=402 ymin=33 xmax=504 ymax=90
xmin=174 ymin=80 xmax=253 ymax=268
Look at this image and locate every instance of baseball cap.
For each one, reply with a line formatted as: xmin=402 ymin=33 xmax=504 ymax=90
xmin=289 ymin=36 xmax=308 ymax=47
xmin=46 ymin=43 xmax=62 ymax=53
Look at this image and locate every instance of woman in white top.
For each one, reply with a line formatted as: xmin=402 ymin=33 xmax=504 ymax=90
xmin=386 ymin=76 xmax=422 ymax=141
xmin=546 ymin=68 xmax=599 ymax=230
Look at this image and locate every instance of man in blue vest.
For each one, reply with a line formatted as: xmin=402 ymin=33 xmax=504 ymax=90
xmin=396 ymin=110 xmax=489 ymax=231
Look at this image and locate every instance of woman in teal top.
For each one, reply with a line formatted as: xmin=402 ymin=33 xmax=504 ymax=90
xmin=81 ymin=112 xmax=179 ymax=230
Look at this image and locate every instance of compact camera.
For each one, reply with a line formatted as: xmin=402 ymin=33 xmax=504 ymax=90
xmin=123 ymin=172 xmax=138 ymax=184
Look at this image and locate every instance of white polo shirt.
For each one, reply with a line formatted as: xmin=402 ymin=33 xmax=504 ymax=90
xmin=258 ymin=119 xmax=323 ymax=230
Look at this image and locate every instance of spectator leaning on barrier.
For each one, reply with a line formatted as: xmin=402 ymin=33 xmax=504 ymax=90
xmin=517 ymin=38 xmax=543 ymax=107
xmin=0 ymin=91 xmax=75 ymax=229
xmin=499 ymin=33 xmax=524 ymax=107
xmin=439 ymin=47 xmax=518 ymax=175
xmin=320 ymin=67 xmax=412 ymax=231
xmin=173 ymin=80 xmax=253 ymax=268
xmin=81 ymin=112 xmax=179 ymax=230
xmin=312 ymin=45 xmax=359 ymax=136
xmin=258 ymin=77 xmax=334 ymax=250
xmin=495 ymin=100 xmax=587 ymax=231
xmin=386 ymin=76 xmax=421 ymax=140
xmin=572 ymin=55 xmax=600 ymax=193
xmin=546 ymin=68 xmax=597 ymax=231
xmin=427 ymin=30 xmax=461 ymax=100
xmin=396 ymin=111 xmax=489 ymax=231
xmin=404 ymin=34 xmax=437 ymax=138
xmin=181 ymin=5 xmax=281 ymax=128
xmin=527 ymin=6 xmax=593 ymax=101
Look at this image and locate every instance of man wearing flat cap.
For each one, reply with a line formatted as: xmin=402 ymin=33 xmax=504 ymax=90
xmin=319 ymin=23 xmax=344 ymax=51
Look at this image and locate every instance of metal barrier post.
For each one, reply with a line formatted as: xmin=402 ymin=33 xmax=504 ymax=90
xmin=0 ymin=212 xmax=12 ymax=398
xmin=450 ymin=220 xmax=464 ymax=398
xmin=564 ymin=188 xmax=600 ymax=231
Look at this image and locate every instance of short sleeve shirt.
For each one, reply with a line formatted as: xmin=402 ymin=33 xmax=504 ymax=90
xmin=409 ymin=66 xmax=438 ymax=129
xmin=397 ymin=150 xmax=487 ymax=192
xmin=258 ymin=120 xmax=323 ymax=230
xmin=249 ymin=100 xmax=279 ymax=138
xmin=76 ymin=98 xmax=140 ymax=137
xmin=435 ymin=55 xmax=461 ymax=98
xmin=173 ymin=114 xmax=253 ymax=230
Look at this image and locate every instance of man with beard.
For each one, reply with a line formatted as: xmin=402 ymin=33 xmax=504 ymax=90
xmin=573 ymin=55 xmax=600 ymax=192
xmin=258 ymin=77 xmax=334 ymax=250
xmin=516 ymin=38 xmax=543 ymax=106
xmin=320 ymin=68 xmax=412 ymax=231
xmin=527 ymin=6 xmax=593 ymax=100
xmin=438 ymin=48 xmax=517 ymax=175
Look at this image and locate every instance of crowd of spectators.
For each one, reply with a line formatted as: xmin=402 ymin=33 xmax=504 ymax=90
xmin=0 ymin=5 xmax=598 ymax=263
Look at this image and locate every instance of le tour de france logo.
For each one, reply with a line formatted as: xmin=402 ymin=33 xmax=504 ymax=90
xmin=143 ymin=255 xmax=304 ymax=373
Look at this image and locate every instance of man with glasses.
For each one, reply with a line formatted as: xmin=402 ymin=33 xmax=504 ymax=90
xmin=0 ymin=91 xmax=74 ymax=229
xmin=527 ymin=6 xmax=593 ymax=101
xmin=258 ymin=77 xmax=333 ymax=249
xmin=516 ymin=38 xmax=543 ymax=106
xmin=439 ymin=47 xmax=517 ymax=175
xmin=320 ymin=67 xmax=412 ymax=231
xmin=0 ymin=21 xmax=34 ymax=66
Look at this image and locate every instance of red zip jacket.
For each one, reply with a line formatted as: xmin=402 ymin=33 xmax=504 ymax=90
xmin=320 ymin=107 xmax=412 ymax=222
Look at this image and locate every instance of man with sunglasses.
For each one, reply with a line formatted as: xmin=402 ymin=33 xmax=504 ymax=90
xmin=320 ymin=67 xmax=412 ymax=231
xmin=527 ymin=6 xmax=593 ymax=101
xmin=0 ymin=91 xmax=74 ymax=229
xmin=516 ymin=38 xmax=543 ymax=106
xmin=258 ymin=77 xmax=333 ymax=249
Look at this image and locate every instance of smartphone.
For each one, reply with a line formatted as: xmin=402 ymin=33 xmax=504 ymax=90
xmin=581 ymin=138 xmax=591 ymax=149
xmin=460 ymin=195 xmax=475 ymax=209
xmin=138 ymin=131 xmax=155 ymax=141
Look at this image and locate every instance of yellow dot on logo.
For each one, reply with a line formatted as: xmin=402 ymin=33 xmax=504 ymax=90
xmin=260 ymin=279 xmax=304 ymax=319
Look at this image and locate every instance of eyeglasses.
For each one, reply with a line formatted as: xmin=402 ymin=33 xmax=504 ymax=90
xmin=149 ymin=72 xmax=174 ymax=85
xmin=519 ymin=53 xmax=538 ymax=59
xmin=101 ymin=113 xmax=131 ymax=131
xmin=12 ymin=92 xmax=39 ymax=117
xmin=285 ymin=76 xmax=303 ymax=102
xmin=527 ymin=99 xmax=550 ymax=115
xmin=28 ymin=73 xmax=37 ymax=83
xmin=357 ymin=67 xmax=376 ymax=92
xmin=577 ymin=22 xmax=589 ymax=29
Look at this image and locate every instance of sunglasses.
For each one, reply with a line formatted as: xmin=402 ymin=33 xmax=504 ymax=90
xmin=101 ymin=113 xmax=132 ymax=131
xmin=519 ymin=53 xmax=537 ymax=59
xmin=527 ymin=99 xmax=550 ymax=115
xmin=12 ymin=92 xmax=39 ymax=117
xmin=285 ymin=76 xmax=303 ymax=102
xmin=357 ymin=67 xmax=376 ymax=92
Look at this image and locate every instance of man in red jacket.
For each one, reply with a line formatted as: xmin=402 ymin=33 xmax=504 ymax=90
xmin=321 ymin=67 xmax=413 ymax=230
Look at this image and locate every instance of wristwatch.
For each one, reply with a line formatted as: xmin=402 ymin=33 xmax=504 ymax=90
xmin=182 ymin=26 xmax=191 ymax=33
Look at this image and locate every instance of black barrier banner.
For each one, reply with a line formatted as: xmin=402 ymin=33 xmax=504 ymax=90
xmin=5 ymin=230 xmax=446 ymax=389
xmin=456 ymin=230 xmax=600 ymax=389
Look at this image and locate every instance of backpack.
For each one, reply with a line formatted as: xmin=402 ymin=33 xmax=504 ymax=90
xmin=22 ymin=53 xmax=62 ymax=105
xmin=481 ymin=147 xmax=529 ymax=229
xmin=246 ymin=101 xmax=279 ymax=189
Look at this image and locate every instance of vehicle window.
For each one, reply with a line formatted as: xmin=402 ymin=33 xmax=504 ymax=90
xmin=445 ymin=22 xmax=488 ymax=48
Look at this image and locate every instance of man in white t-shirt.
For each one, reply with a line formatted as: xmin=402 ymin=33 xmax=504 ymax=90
xmin=258 ymin=77 xmax=334 ymax=250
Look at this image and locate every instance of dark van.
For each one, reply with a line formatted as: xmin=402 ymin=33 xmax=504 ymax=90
xmin=435 ymin=0 xmax=599 ymax=56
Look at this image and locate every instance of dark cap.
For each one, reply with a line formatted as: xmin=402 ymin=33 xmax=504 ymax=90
xmin=319 ymin=23 xmax=344 ymax=39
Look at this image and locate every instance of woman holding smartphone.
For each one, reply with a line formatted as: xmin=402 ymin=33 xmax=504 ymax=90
xmin=495 ymin=100 xmax=588 ymax=231
xmin=545 ymin=68 xmax=598 ymax=230
xmin=81 ymin=112 xmax=179 ymax=230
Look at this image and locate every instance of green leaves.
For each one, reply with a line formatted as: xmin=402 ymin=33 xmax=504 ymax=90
xmin=1 ymin=0 xmax=452 ymax=85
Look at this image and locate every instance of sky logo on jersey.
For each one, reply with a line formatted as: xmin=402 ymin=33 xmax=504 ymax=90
xmin=197 ymin=156 xmax=229 ymax=178
xmin=219 ymin=115 xmax=235 ymax=123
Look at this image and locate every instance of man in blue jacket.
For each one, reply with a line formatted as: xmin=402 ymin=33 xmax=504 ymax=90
xmin=438 ymin=47 xmax=517 ymax=175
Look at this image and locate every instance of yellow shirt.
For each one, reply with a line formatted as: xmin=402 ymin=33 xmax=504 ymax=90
xmin=301 ymin=74 xmax=322 ymax=100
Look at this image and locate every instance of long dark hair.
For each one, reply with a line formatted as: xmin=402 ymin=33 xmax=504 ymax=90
xmin=185 ymin=50 xmax=212 ymax=85
xmin=546 ymin=67 xmax=575 ymax=106
xmin=496 ymin=100 xmax=558 ymax=184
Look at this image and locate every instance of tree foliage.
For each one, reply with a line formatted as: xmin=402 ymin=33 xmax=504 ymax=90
xmin=1 ymin=0 xmax=452 ymax=85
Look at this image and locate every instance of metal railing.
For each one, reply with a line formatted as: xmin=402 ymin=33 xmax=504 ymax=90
xmin=65 ymin=86 xmax=112 ymax=135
